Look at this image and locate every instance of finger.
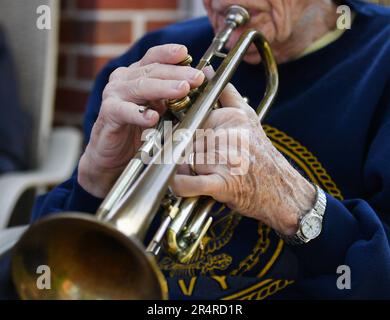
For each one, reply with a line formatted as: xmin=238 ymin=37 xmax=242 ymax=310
xmin=180 ymin=151 xmax=217 ymax=176
xmin=138 ymin=44 xmax=189 ymax=67
xmin=148 ymin=99 xmax=167 ymax=116
xmin=191 ymin=152 xmax=220 ymax=175
xmin=203 ymin=65 xmax=251 ymax=112
xmin=104 ymin=78 xmax=191 ymax=103
xmin=202 ymin=107 xmax=248 ymax=128
xmin=177 ymin=163 xmax=191 ymax=175
xmin=126 ymin=64 xmax=204 ymax=88
xmin=202 ymin=65 xmax=215 ymax=80
xmin=219 ymin=83 xmax=249 ymax=110
xmin=170 ymin=174 xmax=223 ymax=198
xmin=193 ymin=120 xmax=239 ymax=150
xmin=103 ymin=98 xmax=159 ymax=127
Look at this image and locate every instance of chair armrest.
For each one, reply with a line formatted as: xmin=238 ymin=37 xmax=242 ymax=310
xmin=0 ymin=127 xmax=82 ymax=229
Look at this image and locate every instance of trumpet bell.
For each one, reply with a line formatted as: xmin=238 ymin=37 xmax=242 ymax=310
xmin=11 ymin=213 xmax=168 ymax=300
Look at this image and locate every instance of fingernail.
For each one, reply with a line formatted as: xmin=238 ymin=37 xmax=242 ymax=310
xmin=172 ymin=45 xmax=183 ymax=54
xmin=203 ymin=66 xmax=215 ymax=79
xmin=176 ymin=81 xmax=187 ymax=90
xmin=203 ymin=65 xmax=214 ymax=72
xmin=192 ymin=71 xmax=203 ymax=81
xmin=144 ymin=109 xmax=155 ymax=120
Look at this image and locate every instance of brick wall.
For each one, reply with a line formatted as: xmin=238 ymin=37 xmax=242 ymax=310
xmin=56 ymin=0 xmax=390 ymax=127
xmin=56 ymin=0 xmax=187 ymax=127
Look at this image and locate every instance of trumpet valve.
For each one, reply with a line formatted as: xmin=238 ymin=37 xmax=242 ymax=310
xmin=177 ymin=54 xmax=193 ymax=66
xmin=166 ymin=54 xmax=194 ymax=112
xmin=166 ymin=96 xmax=192 ymax=113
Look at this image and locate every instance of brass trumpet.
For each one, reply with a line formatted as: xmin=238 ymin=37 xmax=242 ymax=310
xmin=11 ymin=5 xmax=278 ymax=300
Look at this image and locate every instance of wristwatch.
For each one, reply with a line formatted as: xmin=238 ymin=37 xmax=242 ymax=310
xmin=278 ymin=184 xmax=327 ymax=245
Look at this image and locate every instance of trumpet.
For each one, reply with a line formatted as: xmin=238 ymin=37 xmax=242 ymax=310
xmin=11 ymin=5 xmax=278 ymax=300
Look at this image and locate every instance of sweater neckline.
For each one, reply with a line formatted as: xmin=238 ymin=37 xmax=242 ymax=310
xmin=269 ymin=11 xmax=367 ymax=72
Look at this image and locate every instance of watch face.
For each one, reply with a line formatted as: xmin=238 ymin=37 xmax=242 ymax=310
xmin=301 ymin=215 xmax=322 ymax=239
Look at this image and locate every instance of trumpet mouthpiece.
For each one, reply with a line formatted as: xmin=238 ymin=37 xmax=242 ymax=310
xmin=225 ymin=5 xmax=250 ymax=27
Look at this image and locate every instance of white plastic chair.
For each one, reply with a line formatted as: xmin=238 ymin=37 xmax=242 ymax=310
xmin=0 ymin=0 xmax=82 ymax=229
xmin=0 ymin=226 xmax=27 ymax=259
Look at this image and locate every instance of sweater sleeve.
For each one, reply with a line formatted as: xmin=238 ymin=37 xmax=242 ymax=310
xmin=286 ymin=85 xmax=390 ymax=299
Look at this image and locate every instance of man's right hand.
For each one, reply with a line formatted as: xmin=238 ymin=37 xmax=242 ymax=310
xmin=78 ymin=44 xmax=205 ymax=198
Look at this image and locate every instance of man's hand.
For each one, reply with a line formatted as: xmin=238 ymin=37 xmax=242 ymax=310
xmin=171 ymin=83 xmax=316 ymax=235
xmin=78 ymin=44 xmax=205 ymax=198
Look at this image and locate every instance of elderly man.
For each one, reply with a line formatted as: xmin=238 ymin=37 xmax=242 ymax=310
xmin=2 ymin=0 xmax=390 ymax=299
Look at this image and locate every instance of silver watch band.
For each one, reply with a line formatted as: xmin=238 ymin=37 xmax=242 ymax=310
xmin=278 ymin=184 xmax=327 ymax=245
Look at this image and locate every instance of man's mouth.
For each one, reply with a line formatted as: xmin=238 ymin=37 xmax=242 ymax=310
xmin=217 ymin=7 xmax=261 ymax=18
xmin=214 ymin=0 xmax=271 ymax=17
xmin=247 ymin=9 xmax=262 ymax=18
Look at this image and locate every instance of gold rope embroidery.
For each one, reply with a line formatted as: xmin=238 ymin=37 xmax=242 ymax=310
xmin=230 ymin=222 xmax=271 ymax=276
xmin=161 ymin=124 xmax=344 ymax=300
xmin=219 ymin=125 xmax=345 ymax=299
xmin=264 ymin=125 xmax=344 ymax=200
xmin=222 ymin=279 xmax=295 ymax=300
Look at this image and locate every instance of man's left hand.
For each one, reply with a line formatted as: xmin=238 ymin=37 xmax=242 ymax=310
xmin=171 ymin=83 xmax=316 ymax=236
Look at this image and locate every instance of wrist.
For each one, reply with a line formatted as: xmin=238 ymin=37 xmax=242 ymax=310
xmin=78 ymin=152 xmax=120 ymax=198
xmin=278 ymin=185 xmax=327 ymax=245
xmin=275 ymin=177 xmax=316 ymax=236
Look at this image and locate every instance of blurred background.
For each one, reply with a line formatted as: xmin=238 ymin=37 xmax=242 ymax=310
xmin=56 ymin=0 xmax=390 ymax=128
xmin=56 ymin=0 xmax=207 ymax=128
xmin=0 ymin=0 xmax=388 ymax=229
xmin=54 ymin=0 xmax=390 ymax=128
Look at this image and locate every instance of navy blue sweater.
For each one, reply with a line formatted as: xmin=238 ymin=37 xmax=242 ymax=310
xmin=1 ymin=0 xmax=390 ymax=299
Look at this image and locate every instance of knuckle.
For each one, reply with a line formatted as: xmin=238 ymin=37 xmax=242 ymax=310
xmin=166 ymin=44 xmax=179 ymax=54
xmin=129 ymin=61 xmax=140 ymax=69
xmin=183 ymin=66 xmax=198 ymax=78
xmin=101 ymin=97 xmax=117 ymax=115
xmin=109 ymin=67 xmax=127 ymax=81
xmin=216 ymin=176 xmax=228 ymax=198
xmin=141 ymin=63 xmax=158 ymax=77
xmin=114 ymin=102 xmax=126 ymax=118
xmin=232 ymin=108 xmax=249 ymax=121
xmin=102 ymin=87 xmax=110 ymax=100
xmin=146 ymin=46 xmax=155 ymax=56
xmin=102 ymin=83 xmax=115 ymax=99
xmin=198 ymin=175 xmax=210 ymax=190
xmin=141 ymin=46 xmax=158 ymax=64
xmin=203 ymin=176 xmax=215 ymax=193
xmin=172 ymin=44 xmax=187 ymax=54
xmin=182 ymin=66 xmax=193 ymax=73
xmin=103 ymin=81 xmax=121 ymax=98
xmin=129 ymin=77 xmax=146 ymax=99
xmin=135 ymin=77 xmax=146 ymax=90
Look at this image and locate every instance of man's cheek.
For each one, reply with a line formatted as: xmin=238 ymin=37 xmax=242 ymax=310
xmin=202 ymin=0 xmax=214 ymax=16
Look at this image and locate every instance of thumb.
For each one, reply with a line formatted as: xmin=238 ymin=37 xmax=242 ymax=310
xmin=204 ymin=66 xmax=249 ymax=111
xmin=219 ymin=83 xmax=249 ymax=110
xmin=170 ymin=173 xmax=222 ymax=198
